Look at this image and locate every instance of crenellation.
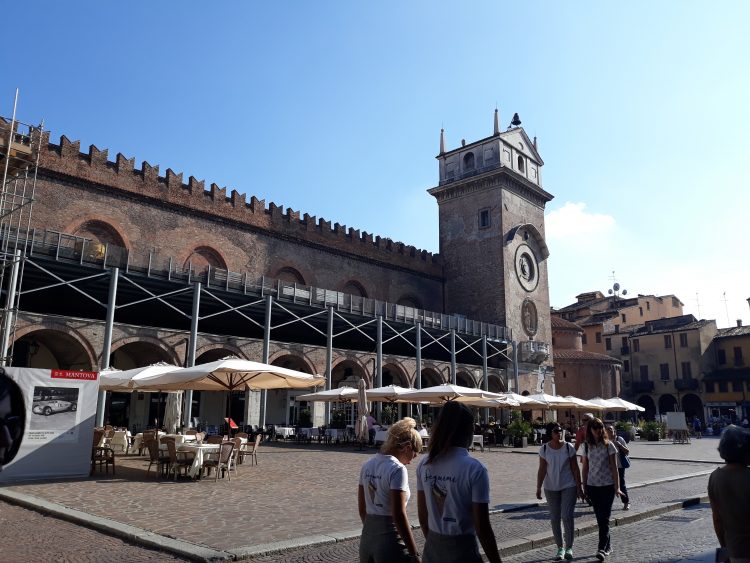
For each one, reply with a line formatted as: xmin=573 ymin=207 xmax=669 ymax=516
xmin=88 ymin=145 xmax=108 ymax=166
xmin=36 ymin=131 xmax=441 ymax=274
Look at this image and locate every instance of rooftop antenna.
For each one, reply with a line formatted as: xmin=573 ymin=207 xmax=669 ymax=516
xmin=607 ymin=271 xmax=627 ymax=308
xmin=722 ymin=291 xmax=730 ymax=327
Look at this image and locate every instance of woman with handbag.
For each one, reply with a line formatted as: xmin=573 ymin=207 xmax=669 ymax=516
xmin=606 ymin=425 xmax=630 ymax=511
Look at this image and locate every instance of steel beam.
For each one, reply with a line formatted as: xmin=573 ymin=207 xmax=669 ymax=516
xmin=183 ymin=281 xmax=200 ymax=429
xmin=260 ymin=294 xmax=272 ymax=426
xmin=450 ymin=329 xmax=456 ymax=384
xmin=325 ymin=305 xmax=333 ymax=424
xmin=0 ymin=250 xmax=21 ymax=366
xmin=96 ymin=267 xmax=118 ymax=427
xmin=376 ymin=315 xmax=383 ymax=420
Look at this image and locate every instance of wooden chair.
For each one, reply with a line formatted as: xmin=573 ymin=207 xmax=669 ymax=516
xmin=90 ymin=428 xmax=116 ymax=476
xmin=145 ymin=438 xmax=169 ymax=478
xmin=202 ymin=442 xmax=235 ymax=481
xmin=138 ymin=429 xmax=157 ymax=455
xmin=241 ymin=434 xmax=262 ymax=466
xmin=230 ymin=437 xmax=242 ymax=472
xmin=164 ymin=438 xmax=192 ymax=481
xmin=206 ymin=435 xmax=223 ymax=445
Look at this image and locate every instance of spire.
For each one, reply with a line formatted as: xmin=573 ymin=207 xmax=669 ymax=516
xmin=439 ymin=128 xmax=445 ymax=154
xmin=533 ymin=136 xmax=538 ymax=150
xmin=493 ymin=108 xmax=500 ymax=135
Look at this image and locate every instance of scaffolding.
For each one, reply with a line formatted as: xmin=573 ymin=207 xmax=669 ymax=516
xmin=0 ymin=90 xmax=43 ymax=365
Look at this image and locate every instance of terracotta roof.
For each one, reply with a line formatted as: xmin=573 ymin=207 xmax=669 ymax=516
xmin=716 ymin=325 xmax=750 ymax=338
xmin=631 ymin=315 xmax=712 ymax=336
xmin=553 ymin=349 xmax=622 ymax=364
xmin=551 ymin=316 xmax=583 ymax=331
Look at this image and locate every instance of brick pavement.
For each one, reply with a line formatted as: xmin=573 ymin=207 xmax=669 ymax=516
xmin=0 ymin=500 xmax=187 ymax=563
xmin=5 ymin=440 xmax=717 ymax=553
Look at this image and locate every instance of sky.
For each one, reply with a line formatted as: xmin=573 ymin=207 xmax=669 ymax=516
xmin=2 ymin=1 xmax=749 ymax=328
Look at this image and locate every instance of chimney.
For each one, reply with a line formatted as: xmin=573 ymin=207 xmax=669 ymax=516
xmin=738 ymin=319 xmax=743 ymax=328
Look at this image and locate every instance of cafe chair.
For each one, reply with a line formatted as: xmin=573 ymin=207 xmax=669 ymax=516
xmin=145 ymin=438 xmax=169 ymax=478
xmin=202 ymin=441 xmax=235 ymax=481
xmin=90 ymin=428 xmax=116 ymax=476
xmin=164 ymin=438 xmax=192 ymax=481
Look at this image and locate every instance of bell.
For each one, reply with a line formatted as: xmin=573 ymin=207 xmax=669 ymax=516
xmin=511 ymin=113 xmax=522 ymax=127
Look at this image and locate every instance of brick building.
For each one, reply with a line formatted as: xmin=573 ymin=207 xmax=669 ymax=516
xmin=2 ymin=110 xmax=555 ymax=430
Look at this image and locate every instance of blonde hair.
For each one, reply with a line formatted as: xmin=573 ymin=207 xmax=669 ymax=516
xmin=381 ymin=417 xmax=422 ymax=456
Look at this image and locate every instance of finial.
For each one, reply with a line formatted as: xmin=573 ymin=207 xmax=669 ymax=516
xmin=494 ymin=108 xmax=500 ymax=135
xmin=439 ymin=128 xmax=445 ymax=154
xmin=533 ymin=136 xmax=538 ymax=150
xmin=511 ymin=113 xmax=521 ymax=127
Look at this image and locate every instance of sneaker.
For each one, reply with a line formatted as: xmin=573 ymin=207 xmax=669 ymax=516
xmin=623 ymin=502 xmax=630 ymax=511
xmin=564 ymin=547 xmax=573 ymax=560
xmin=554 ymin=547 xmax=565 ymax=560
xmin=604 ymin=548 xmax=612 ymax=556
xmin=596 ymin=549 xmax=606 ymax=560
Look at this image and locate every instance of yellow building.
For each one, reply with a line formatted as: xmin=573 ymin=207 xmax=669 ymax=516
xmin=703 ymin=323 xmax=750 ymax=423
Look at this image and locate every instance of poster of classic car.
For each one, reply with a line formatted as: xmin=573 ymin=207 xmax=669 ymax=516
xmin=30 ymin=386 xmax=80 ymax=431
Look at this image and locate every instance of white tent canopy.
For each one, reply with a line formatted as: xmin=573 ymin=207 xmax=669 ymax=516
xmin=400 ymin=384 xmax=503 ymax=404
xmin=499 ymin=392 xmax=547 ymax=409
xmin=563 ymin=396 xmax=602 ymax=411
xmin=295 ymin=386 xmax=359 ymax=402
xmin=99 ymin=362 xmax=181 ymax=391
xmin=457 ymin=395 xmax=521 ymax=408
xmin=526 ymin=393 xmax=577 ymax=408
xmin=605 ymin=397 xmax=646 ymax=412
xmin=366 ymin=385 xmax=417 ymax=403
xmin=586 ymin=397 xmax=628 ymax=412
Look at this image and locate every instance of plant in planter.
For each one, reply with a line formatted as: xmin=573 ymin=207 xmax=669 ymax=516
xmin=298 ymin=408 xmax=312 ymax=428
xmin=381 ymin=404 xmax=397 ymax=426
xmin=330 ymin=409 xmax=347 ymax=429
xmin=642 ymin=420 xmax=661 ymax=441
xmin=507 ymin=414 xmax=532 ymax=448
xmin=614 ymin=421 xmax=635 ymax=442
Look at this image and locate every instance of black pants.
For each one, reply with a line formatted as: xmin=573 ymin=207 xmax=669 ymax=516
xmin=618 ymin=468 xmax=629 ymax=505
xmin=587 ymin=484 xmax=615 ymax=551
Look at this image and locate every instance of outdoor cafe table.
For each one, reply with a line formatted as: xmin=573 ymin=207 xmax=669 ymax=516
xmin=177 ymin=443 xmax=220 ymax=479
xmin=326 ymin=428 xmax=347 ymax=442
xmin=109 ymin=430 xmax=131 ymax=453
xmin=131 ymin=431 xmax=166 ymax=454
xmin=274 ymin=426 xmax=295 ymax=439
xmin=298 ymin=427 xmax=319 ymax=441
xmin=471 ymin=434 xmax=484 ymax=452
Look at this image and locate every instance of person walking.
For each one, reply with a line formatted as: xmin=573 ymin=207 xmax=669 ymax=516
xmin=693 ymin=416 xmax=702 ymax=439
xmin=708 ymin=425 xmax=750 ymax=562
xmin=358 ymin=417 xmax=423 ymax=563
xmin=536 ymin=422 xmax=583 ymax=561
xmin=581 ymin=417 xmax=622 ymax=561
xmin=416 ymin=401 xmax=501 ymax=563
xmin=606 ymin=424 xmax=630 ymax=511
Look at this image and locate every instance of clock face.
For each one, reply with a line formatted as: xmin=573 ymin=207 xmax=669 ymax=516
xmin=514 ymin=244 xmax=539 ymax=292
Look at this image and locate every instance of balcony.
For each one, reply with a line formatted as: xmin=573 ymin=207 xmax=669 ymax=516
xmin=518 ymin=341 xmax=550 ymax=364
xmin=675 ymin=378 xmax=699 ymax=391
xmin=631 ymin=381 xmax=655 ymax=393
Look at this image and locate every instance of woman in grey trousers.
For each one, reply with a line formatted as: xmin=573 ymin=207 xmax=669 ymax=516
xmin=536 ymin=423 xmax=583 ymax=561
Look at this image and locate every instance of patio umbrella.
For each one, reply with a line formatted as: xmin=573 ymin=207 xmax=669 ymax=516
xmin=526 ymin=393 xmax=577 ymax=409
xmin=500 ymin=392 xmax=547 ymax=409
xmin=295 ymin=386 xmax=360 ymax=402
xmin=606 ymin=397 xmax=646 ymax=412
xmin=456 ymin=395 xmax=521 ymax=408
xmin=356 ymin=379 xmax=370 ymax=445
xmin=163 ymin=391 xmax=183 ymax=434
xmin=563 ymin=396 xmax=602 ymax=411
xmin=99 ymin=362 xmax=181 ymax=391
xmin=400 ymin=384 xmax=503 ymax=404
xmin=587 ymin=397 xmax=629 ymax=412
xmin=365 ymin=385 xmax=417 ymax=403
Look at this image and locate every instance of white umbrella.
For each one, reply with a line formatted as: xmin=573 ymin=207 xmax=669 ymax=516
xmin=356 ymin=379 xmax=370 ymax=444
xmin=500 ymin=392 xmax=547 ymax=409
xmin=400 ymin=384 xmax=503 ymax=403
xmin=134 ymin=358 xmax=326 ymax=392
xmin=563 ymin=396 xmax=602 ymax=411
xmin=366 ymin=385 xmax=417 ymax=403
xmin=99 ymin=362 xmax=181 ymax=391
xmin=295 ymin=386 xmax=359 ymax=402
xmin=606 ymin=397 xmax=646 ymax=412
xmin=527 ymin=393 xmax=577 ymax=409
xmin=456 ymin=395 xmax=521 ymax=408
xmin=587 ymin=397 xmax=629 ymax=412
xmin=163 ymin=391 xmax=183 ymax=434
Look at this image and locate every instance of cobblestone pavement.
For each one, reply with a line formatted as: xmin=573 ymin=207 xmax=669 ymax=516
xmin=0 ymin=500 xmax=187 ymax=563
xmin=502 ymin=503 xmax=717 ymax=563
xmin=6 ymin=440 xmax=717 ymax=551
xmin=249 ymin=474 xmax=711 ymax=562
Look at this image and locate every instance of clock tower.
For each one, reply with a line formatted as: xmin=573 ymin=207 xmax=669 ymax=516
xmin=428 ymin=110 xmax=554 ymax=392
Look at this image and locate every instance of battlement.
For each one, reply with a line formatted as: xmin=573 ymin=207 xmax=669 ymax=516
xmin=32 ymin=127 xmax=442 ymax=275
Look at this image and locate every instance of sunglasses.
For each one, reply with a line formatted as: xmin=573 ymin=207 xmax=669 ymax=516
xmin=551 ymin=428 xmax=562 ymax=433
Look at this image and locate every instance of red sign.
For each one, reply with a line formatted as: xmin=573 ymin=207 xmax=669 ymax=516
xmin=224 ymin=418 xmax=239 ymax=429
xmin=51 ymin=370 xmax=98 ymax=381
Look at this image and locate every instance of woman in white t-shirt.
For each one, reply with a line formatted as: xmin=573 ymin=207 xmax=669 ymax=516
xmin=581 ymin=418 xmax=622 ymax=561
xmin=358 ymin=417 xmax=423 ymax=563
xmin=416 ymin=401 xmax=501 ymax=563
xmin=536 ymin=423 xmax=583 ymax=561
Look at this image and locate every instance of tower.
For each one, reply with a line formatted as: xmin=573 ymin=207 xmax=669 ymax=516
xmin=428 ymin=110 xmax=554 ymax=391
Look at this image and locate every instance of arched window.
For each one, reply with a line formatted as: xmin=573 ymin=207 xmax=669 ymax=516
xmin=276 ymin=267 xmax=305 ymax=285
xmin=463 ymin=152 xmax=475 ymax=170
xmin=341 ymin=280 xmax=367 ymax=297
xmin=517 ymin=155 xmax=525 ymax=173
xmin=72 ymin=220 xmax=126 ymax=249
xmin=184 ymin=246 xmax=226 ymax=271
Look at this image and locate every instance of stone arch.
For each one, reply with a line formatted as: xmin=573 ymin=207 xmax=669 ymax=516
xmin=637 ymin=395 xmax=656 ymax=420
xmin=505 ymin=223 xmax=550 ymax=260
xmin=11 ymin=328 xmax=96 ymax=370
xmin=658 ymin=394 xmax=678 ymax=414
xmin=269 ymin=353 xmax=315 ymax=375
xmin=682 ymin=393 xmax=703 ymax=422
xmin=420 ymin=367 xmax=443 ymax=387
xmin=397 ymin=294 xmax=423 ymax=309
xmin=110 ymin=337 xmax=178 ymax=369
xmin=68 ymin=216 xmax=129 ymax=250
xmin=382 ymin=362 xmax=409 ymax=387
xmin=331 ymin=358 xmax=368 ymax=388
xmin=456 ymin=371 xmax=475 ymax=388
xmin=183 ymin=246 xmax=227 ymax=272
xmin=275 ymin=266 xmax=306 ymax=285
xmin=339 ymin=280 xmax=368 ymax=298
xmin=486 ymin=373 xmax=506 ymax=393
xmin=195 ymin=345 xmax=242 ymax=364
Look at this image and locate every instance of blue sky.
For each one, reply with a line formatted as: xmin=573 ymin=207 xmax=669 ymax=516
xmin=3 ymin=1 xmax=748 ymax=328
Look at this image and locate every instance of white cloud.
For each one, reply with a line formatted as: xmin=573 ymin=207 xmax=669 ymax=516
xmin=545 ymin=202 xmax=615 ymax=240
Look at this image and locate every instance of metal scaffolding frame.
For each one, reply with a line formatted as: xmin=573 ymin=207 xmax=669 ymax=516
xmin=0 ymin=90 xmax=43 ymax=366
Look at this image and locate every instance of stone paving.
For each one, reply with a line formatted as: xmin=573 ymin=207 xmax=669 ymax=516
xmin=5 ymin=438 xmax=719 ymax=552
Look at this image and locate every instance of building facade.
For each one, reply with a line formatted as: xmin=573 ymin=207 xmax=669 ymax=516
xmin=2 ymin=110 xmax=556 ymax=430
xmin=703 ymin=323 xmax=750 ymax=423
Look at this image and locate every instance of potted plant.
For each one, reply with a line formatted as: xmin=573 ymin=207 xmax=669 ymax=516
xmin=642 ymin=420 xmax=661 ymax=441
xmin=614 ymin=421 xmax=635 ymax=443
xmin=330 ymin=409 xmax=346 ymax=429
xmin=507 ymin=414 xmax=532 ymax=448
xmin=298 ymin=408 xmax=312 ymax=428
xmin=381 ymin=404 xmax=397 ymax=426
